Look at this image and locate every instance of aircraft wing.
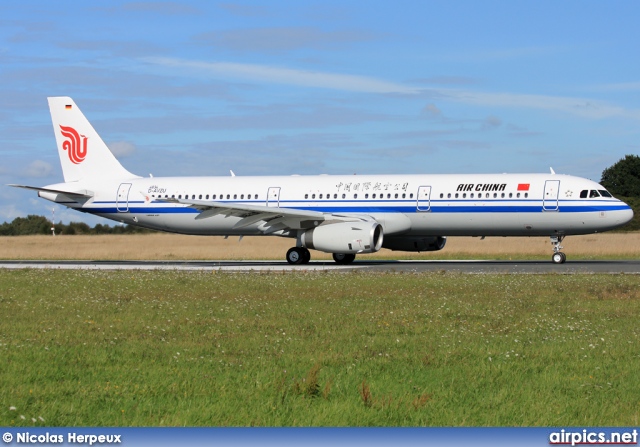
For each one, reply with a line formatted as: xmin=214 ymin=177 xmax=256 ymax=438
xmin=161 ymin=198 xmax=372 ymax=234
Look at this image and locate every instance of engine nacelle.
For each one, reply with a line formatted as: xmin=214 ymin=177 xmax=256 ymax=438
xmin=301 ymin=221 xmax=384 ymax=254
xmin=382 ymin=236 xmax=447 ymax=252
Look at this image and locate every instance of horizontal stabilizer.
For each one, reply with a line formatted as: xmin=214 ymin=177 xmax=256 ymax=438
xmin=9 ymin=184 xmax=94 ymax=198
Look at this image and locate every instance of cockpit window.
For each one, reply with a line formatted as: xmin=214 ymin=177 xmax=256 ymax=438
xmin=589 ymin=190 xmax=600 ymax=198
xmin=599 ymin=190 xmax=613 ymax=198
xmin=580 ymin=190 xmax=588 ymax=198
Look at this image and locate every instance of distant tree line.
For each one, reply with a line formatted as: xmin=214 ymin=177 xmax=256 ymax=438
xmin=0 ymin=215 xmax=158 ymax=236
xmin=600 ymin=154 xmax=640 ymax=232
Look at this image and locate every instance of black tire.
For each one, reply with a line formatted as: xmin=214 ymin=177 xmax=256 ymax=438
xmin=301 ymin=248 xmax=311 ymax=264
xmin=560 ymin=252 xmax=567 ymax=263
xmin=333 ymin=253 xmax=356 ymax=265
xmin=286 ymin=247 xmax=304 ymax=265
xmin=552 ymin=252 xmax=564 ymax=264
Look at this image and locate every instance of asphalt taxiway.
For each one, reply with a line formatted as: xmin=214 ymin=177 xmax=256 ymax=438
xmin=1 ymin=259 xmax=639 ymax=273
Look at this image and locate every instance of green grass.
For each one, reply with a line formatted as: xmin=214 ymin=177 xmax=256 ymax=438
xmin=1 ymin=270 xmax=639 ymax=426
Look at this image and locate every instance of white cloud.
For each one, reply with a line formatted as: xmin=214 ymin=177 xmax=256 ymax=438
xmin=592 ymin=81 xmax=640 ymax=92
xmin=23 ymin=160 xmax=53 ymax=178
xmin=145 ymin=57 xmax=421 ymax=94
xmin=145 ymin=58 xmax=640 ymax=120
xmin=422 ymin=103 xmax=442 ymax=118
xmin=194 ymin=27 xmax=375 ymax=53
xmin=107 ymin=141 xmax=136 ymax=157
xmin=444 ymin=89 xmax=640 ymax=120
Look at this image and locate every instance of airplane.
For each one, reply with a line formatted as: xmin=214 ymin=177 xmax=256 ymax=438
xmin=10 ymin=97 xmax=634 ymax=265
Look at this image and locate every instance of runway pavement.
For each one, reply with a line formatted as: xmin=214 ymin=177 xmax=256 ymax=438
xmin=1 ymin=259 xmax=639 ymax=273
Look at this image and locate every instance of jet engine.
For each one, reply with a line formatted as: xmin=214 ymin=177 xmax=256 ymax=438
xmin=300 ymin=221 xmax=383 ymax=254
xmin=382 ymin=236 xmax=447 ymax=252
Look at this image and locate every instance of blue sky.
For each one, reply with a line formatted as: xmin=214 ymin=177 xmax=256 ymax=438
xmin=1 ymin=0 xmax=639 ymax=224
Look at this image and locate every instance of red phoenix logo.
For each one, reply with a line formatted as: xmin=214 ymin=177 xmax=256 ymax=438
xmin=59 ymin=125 xmax=88 ymax=164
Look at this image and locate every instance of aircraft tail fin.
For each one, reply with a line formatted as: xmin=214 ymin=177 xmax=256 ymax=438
xmin=47 ymin=97 xmax=138 ymax=183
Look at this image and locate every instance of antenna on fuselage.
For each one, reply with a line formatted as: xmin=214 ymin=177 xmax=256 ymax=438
xmin=230 ymin=170 xmax=236 ymax=177
xmin=550 ymin=167 xmax=556 ymax=174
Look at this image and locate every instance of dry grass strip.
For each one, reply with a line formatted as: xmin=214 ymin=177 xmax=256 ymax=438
xmin=1 ymin=233 xmax=638 ymax=260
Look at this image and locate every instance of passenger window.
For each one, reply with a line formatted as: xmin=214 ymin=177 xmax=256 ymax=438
xmin=509 ymin=193 xmax=512 ymax=198
xmin=365 ymin=193 xmax=369 ymax=199
xmin=178 ymin=195 xmax=182 ymax=199
xmin=410 ymin=193 xmax=414 ymax=198
xmin=517 ymin=193 xmax=520 ymax=198
xmin=312 ymin=194 xmax=315 ymax=199
xmin=493 ymin=193 xmax=497 ymax=198
xmin=241 ymin=194 xmax=244 ymax=199
xmin=333 ymin=194 xmax=337 ymax=199
xmin=501 ymin=193 xmax=505 ymax=198
xmin=395 ymin=193 xmax=398 ymax=199
xmin=319 ymin=194 xmax=323 ymax=199
xmin=212 ymin=194 xmax=216 ymax=199
xmin=470 ymin=193 xmax=474 ymax=199
xmin=305 ymin=194 xmax=308 ymax=199
xmin=455 ymin=193 xmax=459 ymax=198
xmin=599 ymin=190 xmax=612 ymax=198
xmin=226 ymin=194 xmax=230 ymax=199
xmin=447 ymin=193 xmax=451 ymax=199
xmin=580 ymin=190 xmax=588 ymax=198
xmin=372 ymin=193 xmax=376 ymax=199
xmin=402 ymin=193 xmax=406 ymax=198
xmin=387 ymin=193 xmax=391 ymax=199
xmin=354 ymin=194 xmax=358 ymax=199
xmin=342 ymin=194 xmax=346 ymax=199
xmin=463 ymin=193 xmax=467 ymax=198
xmin=590 ymin=190 xmax=600 ymax=198
xmin=524 ymin=193 xmax=528 ymax=198
xmin=485 ymin=193 xmax=489 ymax=198
xmin=440 ymin=193 xmax=444 ymax=199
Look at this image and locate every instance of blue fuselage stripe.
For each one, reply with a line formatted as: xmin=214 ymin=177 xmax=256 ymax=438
xmin=84 ymin=203 xmax=631 ymax=215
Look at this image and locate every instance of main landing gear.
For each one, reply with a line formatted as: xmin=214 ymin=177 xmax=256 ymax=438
xmin=286 ymin=247 xmax=311 ymax=265
xmin=332 ymin=253 xmax=356 ymax=265
xmin=550 ymin=235 xmax=566 ymax=264
xmin=285 ymin=247 xmax=357 ymax=265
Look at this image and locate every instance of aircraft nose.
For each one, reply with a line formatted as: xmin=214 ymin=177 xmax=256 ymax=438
xmin=619 ymin=202 xmax=634 ymax=225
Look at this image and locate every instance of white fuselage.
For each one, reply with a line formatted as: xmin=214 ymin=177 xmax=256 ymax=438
xmin=42 ymin=172 xmax=633 ymax=238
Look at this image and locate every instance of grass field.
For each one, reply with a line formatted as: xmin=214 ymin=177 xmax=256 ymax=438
xmin=1 ymin=232 xmax=639 ymax=260
xmin=1 ymin=270 xmax=639 ymax=426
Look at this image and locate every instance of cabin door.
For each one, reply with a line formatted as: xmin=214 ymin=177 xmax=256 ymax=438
xmin=116 ymin=183 xmax=132 ymax=213
xmin=266 ymin=187 xmax=281 ymax=207
xmin=417 ymin=185 xmax=432 ymax=211
xmin=543 ymin=180 xmax=560 ymax=211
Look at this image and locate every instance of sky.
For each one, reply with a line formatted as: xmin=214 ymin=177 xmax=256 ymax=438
xmin=1 ymin=0 xmax=639 ymax=225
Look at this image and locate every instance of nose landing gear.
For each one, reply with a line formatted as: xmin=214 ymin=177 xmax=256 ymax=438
xmin=550 ymin=235 xmax=566 ymax=264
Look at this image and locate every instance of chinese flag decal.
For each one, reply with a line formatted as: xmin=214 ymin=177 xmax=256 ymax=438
xmin=517 ymin=183 xmax=530 ymax=191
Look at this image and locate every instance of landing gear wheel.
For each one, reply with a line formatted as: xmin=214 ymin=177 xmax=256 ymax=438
xmin=549 ymin=235 xmax=567 ymax=264
xmin=286 ymin=247 xmax=305 ymax=265
xmin=332 ymin=253 xmax=356 ymax=265
xmin=301 ymin=248 xmax=311 ymax=264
